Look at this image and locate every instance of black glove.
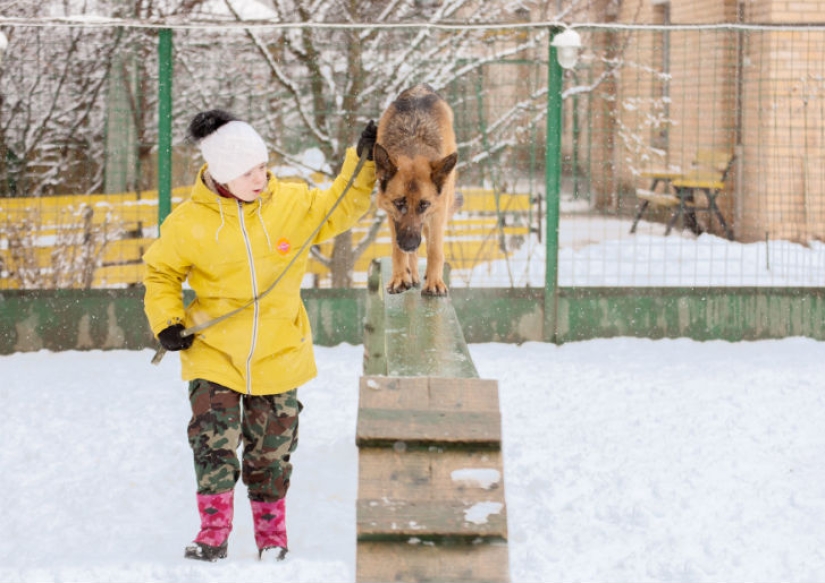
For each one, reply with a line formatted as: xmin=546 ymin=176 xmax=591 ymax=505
xmin=157 ymin=324 xmax=194 ymax=351
xmin=357 ymin=120 xmax=377 ymax=161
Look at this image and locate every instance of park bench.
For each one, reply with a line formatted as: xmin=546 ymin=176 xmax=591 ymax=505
xmin=630 ymin=149 xmax=735 ymax=240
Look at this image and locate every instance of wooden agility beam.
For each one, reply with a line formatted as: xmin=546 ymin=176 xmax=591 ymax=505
xmin=356 ymin=259 xmax=510 ymax=583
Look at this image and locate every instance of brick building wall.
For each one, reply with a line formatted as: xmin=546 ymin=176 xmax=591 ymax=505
xmin=747 ymin=0 xmax=825 ymax=23
xmin=607 ymin=0 xmax=825 ymax=242
xmin=737 ymin=1 xmax=825 ymax=241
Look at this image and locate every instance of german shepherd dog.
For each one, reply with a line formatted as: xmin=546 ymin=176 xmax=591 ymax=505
xmin=373 ymin=84 xmax=458 ymax=296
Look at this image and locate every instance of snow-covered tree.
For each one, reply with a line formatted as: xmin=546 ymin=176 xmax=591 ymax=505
xmin=168 ymin=0 xmax=552 ymax=286
xmin=0 ymin=0 xmax=214 ymax=197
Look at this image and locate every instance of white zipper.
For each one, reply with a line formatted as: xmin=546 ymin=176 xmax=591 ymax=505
xmin=237 ymin=202 xmax=259 ymax=396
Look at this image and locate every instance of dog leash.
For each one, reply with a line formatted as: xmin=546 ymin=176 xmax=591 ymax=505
xmin=151 ymin=150 xmax=369 ymax=365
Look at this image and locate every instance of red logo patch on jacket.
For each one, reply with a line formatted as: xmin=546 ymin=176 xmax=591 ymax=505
xmin=277 ymin=238 xmax=291 ymax=255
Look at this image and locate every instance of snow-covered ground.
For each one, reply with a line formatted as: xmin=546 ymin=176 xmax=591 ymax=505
xmin=455 ymin=213 xmax=825 ymax=288
xmin=3 ymin=212 xmax=825 ymax=582
xmin=2 ymin=339 xmax=825 ymax=582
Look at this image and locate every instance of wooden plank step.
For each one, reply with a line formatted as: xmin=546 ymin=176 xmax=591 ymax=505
xmin=356 ymin=541 xmax=510 ymax=583
xmin=357 ymin=498 xmax=507 ymax=540
xmin=356 ymin=377 xmax=501 ymax=447
xmin=359 ymin=377 xmax=500 ymax=413
xmin=356 ymin=409 xmax=500 ymax=447
xmin=358 ymin=448 xmax=505 ymax=501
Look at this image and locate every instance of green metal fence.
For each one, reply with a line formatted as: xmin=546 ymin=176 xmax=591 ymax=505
xmin=0 ymin=20 xmax=552 ymax=290
xmin=1 ymin=19 xmax=825 ymax=349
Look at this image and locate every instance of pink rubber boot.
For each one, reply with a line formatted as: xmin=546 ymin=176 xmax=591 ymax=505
xmin=251 ymin=498 xmax=288 ymax=560
xmin=184 ymin=490 xmax=234 ymax=561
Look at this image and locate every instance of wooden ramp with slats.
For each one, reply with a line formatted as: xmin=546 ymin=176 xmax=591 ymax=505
xmin=356 ymin=259 xmax=509 ymax=583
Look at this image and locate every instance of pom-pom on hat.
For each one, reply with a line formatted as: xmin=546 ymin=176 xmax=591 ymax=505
xmin=187 ymin=109 xmax=268 ymax=184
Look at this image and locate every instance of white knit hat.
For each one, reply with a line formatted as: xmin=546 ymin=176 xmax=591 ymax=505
xmin=199 ymin=120 xmax=268 ymax=184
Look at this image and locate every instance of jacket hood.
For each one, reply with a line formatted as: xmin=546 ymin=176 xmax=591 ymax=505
xmin=192 ymin=165 xmax=277 ymax=249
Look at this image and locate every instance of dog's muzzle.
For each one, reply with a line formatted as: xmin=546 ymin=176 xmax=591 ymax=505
xmin=396 ymin=229 xmax=422 ymax=252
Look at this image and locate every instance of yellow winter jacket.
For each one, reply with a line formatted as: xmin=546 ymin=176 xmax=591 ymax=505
xmin=143 ymin=148 xmax=375 ymax=395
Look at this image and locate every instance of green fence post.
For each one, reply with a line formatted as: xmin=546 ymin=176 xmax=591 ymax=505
xmin=544 ymin=29 xmax=563 ymax=343
xmin=157 ymin=28 xmax=173 ymax=224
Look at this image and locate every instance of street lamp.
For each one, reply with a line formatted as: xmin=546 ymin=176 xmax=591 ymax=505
xmin=545 ymin=26 xmax=583 ymax=341
xmin=551 ymin=27 xmax=582 ymax=70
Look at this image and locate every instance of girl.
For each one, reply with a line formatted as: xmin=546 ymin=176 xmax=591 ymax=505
xmin=143 ymin=110 xmax=376 ymax=561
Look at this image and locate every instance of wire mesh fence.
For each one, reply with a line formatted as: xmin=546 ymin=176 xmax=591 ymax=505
xmin=562 ymin=24 xmax=825 ymax=287
xmin=0 ymin=21 xmax=550 ymax=290
xmin=1 ymin=21 xmax=824 ymax=290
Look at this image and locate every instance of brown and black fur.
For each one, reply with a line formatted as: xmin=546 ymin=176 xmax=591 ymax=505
xmin=373 ymin=84 xmax=459 ymax=296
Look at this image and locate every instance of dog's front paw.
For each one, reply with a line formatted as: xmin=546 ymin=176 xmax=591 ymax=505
xmin=387 ymin=278 xmax=415 ymax=294
xmin=421 ymin=280 xmax=449 ymax=297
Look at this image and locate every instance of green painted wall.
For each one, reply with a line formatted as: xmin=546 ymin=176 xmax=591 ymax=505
xmin=0 ymin=288 xmax=152 ymax=353
xmin=555 ymin=287 xmax=825 ymax=342
xmin=0 ymin=288 xmax=368 ymax=354
xmin=451 ymin=288 xmax=545 ymax=344
xmin=1 ymin=286 xmax=823 ymax=355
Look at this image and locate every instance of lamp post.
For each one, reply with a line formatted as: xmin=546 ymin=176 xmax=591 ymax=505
xmin=544 ymin=26 xmax=582 ymax=343
xmin=157 ymin=28 xmax=173 ymax=225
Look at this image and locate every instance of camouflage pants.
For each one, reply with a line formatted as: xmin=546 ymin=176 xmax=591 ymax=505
xmin=187 ymin=379 xmax=302 ymax=502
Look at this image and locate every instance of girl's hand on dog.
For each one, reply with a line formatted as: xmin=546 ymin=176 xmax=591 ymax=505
xmin=357 ymin=120 xmax=377 ymax=161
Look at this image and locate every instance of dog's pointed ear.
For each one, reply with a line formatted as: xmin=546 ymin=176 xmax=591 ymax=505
xmin=373 ymin=143 xmax=397 ymax=181
xmin=431 ymin=152 xmax=457 ymax=192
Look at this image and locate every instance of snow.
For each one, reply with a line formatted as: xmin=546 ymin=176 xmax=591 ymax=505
xmin=199 ymin=0 xmax=277 ymax=20
xmin=455 ymin=213 xmax=825 ymax=288
xmin=2 ymin=338 xmax=825 ymax=582
xmin=450 ymin=467 xmax=501 ymax=490
xmin=2 ymin=212 xmax=825 ymax=581
xmin=463 ymin=501 xmax=505 ymax=525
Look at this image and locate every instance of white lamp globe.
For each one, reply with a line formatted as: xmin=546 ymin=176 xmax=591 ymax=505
xmin=551 ymin=28 xmax=582 ymax=70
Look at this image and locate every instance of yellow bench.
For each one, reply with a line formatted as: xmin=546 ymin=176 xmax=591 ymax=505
xmin=0 ymin=188 xmax=188 ymax=289
xmin=1 ymin=186 xmax=536 ymax=289
xmin=458 ymin=187 xmax=534 ymax=213
xmin=630 ymin=149 xmax=735 ymax=240
xmin=307 ymin=214 xmax=531 ymax=279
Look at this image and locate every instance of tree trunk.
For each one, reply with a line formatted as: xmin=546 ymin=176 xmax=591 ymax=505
xmin=330 ymin=230 xmax=355 ymax=288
